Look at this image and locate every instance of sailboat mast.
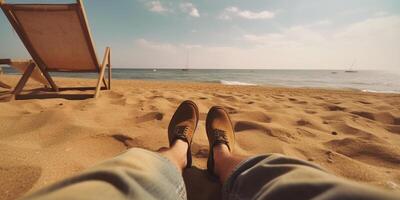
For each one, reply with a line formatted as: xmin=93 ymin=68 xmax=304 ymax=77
xmin=185 ymin=49 xmax=189 ymax=70
xmin=350 ymin=59 xmax=356 ymax=70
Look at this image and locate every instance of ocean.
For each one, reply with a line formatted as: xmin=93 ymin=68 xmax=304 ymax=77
xmin=2 ymin=67 xmax=400 ymax=93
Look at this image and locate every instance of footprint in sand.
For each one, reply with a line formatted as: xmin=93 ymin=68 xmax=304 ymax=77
xmin=330 ymin=121 xmax=387 ymax=142
xmin=313 ymin=96 xmax=325 ymax=100
xmin=234 ymin=121 xmax=294 ymax=143
xmin=234 ymin=121 xmax=272 ymax=134
xmin=148 ymin=95 xmax=164 ymax=100
xmin=325 ymin=105 xmax=346 ymax=111
xmin=135 ymin=112 xmax=164 ymax=123
xmin=296 ymin=128 xmax=317 ymax=138
xmin=350 ymin=111 xmax=375 ymax=121
xmin=270 ymin=95 xmax=283 ymax=100
xmin=111 ymin=134 xmax=139 ymax=148
xmin=385 ymin=125 xmax=400 ymax=134
xmin=324 ymin=138 xmax=400 ymax=168
xmin=224 ymin=106 xmax=238 ymax=114
xmin=357 ymin=100 xmax=372 ymax=105
xmin=304 ymin=110 xmax=317 ymax=114
xmin=297 ymin=119 xmax=311 ymax=126
xmin=297 ymin=101 xmax=308 ymax=105
xmin=231 ymin=111 xmax=271 ymax=123
xmin=351 ymin=111 xmax=400 ymax=125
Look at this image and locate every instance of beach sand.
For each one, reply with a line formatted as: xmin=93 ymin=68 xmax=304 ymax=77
xmin=0 ymin=75 xmax=400 ymax=200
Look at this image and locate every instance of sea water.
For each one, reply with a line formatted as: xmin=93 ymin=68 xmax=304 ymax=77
xmin=3 ymin=68 xmax=400 ymax=93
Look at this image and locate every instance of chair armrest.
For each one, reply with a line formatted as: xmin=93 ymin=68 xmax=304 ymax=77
xmin=0 ymin=59 xmax=33 ymax=65
xmin=0 ymin=59 xmax=11 ymax=65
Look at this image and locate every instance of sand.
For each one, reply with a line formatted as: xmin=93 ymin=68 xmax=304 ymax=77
xmin=0 ymin=75 xmax=400 ymax=200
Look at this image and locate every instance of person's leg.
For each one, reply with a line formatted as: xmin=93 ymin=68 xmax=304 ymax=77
xmin=23 ymin=100 xmax=199 ymax=200
xmin=218 ymin=152 xmax=400 ymax=200
xmin=213 ymin=144 xmax=247 ymax=183
xmin=206 ymin=106 xmax=399 ymax=200
xmin=205 ymin=106 xmax=249 ymax=184
xmin=158 ymin=140 xmax=188 ymax=172
xmin=23 ymin=147 xmax=188 ymax=200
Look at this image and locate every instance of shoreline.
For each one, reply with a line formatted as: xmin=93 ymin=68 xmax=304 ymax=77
xmin=2 ymin=68 xmax=400 ymax=94
xmin=2 ymin=74 xmax=399 ymax=96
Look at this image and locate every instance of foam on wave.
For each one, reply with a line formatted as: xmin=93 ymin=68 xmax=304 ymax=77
xmin=220 ymin=80 xmax=257 ymax=86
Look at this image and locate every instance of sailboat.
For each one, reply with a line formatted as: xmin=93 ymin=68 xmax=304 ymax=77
xmin=182 ymin=49 xmax=189 ymax=71
xmin=345 ymin=60 xmax=358 ymax=73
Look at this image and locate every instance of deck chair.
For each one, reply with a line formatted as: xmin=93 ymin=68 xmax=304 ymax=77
xmin=0 ymin=0 xmax=111 ymax=98
xmin=0 ymin=59 xmax=49 ymax=90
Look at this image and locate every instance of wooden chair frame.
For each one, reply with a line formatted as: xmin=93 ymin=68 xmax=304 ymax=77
xmin=0 ymin=0 xmax=111 ymax=98
xmin=0 ymin=63 xmax=12 ymax=89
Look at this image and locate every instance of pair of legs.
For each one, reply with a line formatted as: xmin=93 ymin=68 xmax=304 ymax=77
xmin=159 ymin=139 xmax=243 ymax=183
xmin=120 ymin=100 xmax=400 ymax=200
xmin=23 ymin=100 xmax=242 ymax=200
xmin=160 ymin=100 xmax=245 ymax=185
xmin=23 ymin=100 xmax=400 ymax=200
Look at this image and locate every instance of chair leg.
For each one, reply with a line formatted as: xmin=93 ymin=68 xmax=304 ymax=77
xmin=38 ymin=66 xmax=59 ymax=92
xmin=0 ymin=80 xmax=12 ymax=89
xmin=13 ymin=62 xmax=35 ymax=96
xmin=108 ymin=50 xmax=111 ymax=90
xmin=94 ymin=64 xmax=107 ymax=98
xmin=107 ymin=64 xmax=111 ymax=90
xmin=102 ymin=76 xmax=108 ymax=89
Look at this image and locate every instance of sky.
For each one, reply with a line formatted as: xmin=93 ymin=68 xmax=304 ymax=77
xmin=1 ymin=0 xmax=400 ymax=70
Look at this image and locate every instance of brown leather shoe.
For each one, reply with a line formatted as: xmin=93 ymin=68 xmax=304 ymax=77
xmin=206 ymin=106 xmax=235 ymax=176
xmin=168 ymin=100 xmax=199 ymax=168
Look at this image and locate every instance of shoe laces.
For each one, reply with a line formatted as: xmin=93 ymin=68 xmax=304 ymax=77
xmin=213 ymin=129 xmax=229 ymax=145
xmin=174 ymin=126 xmax=190 ymax=142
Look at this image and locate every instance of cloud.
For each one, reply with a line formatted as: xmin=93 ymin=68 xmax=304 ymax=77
xmin=243 ymin=25 xmax=326 ymax=47
xmin=220 ymin=7 xmax=275 ymax=20
xmin=241 ymin=15 xmax=400 ymax=68
xmin=142 ymin=1 xmax=201 ymax=17
xmin=113 ymin=15 xmax=400 ymax=69
xmin=313 ymin=20 xmax=331 ymax=26
xmin=374 ymin=11 xmax=389 ymax=17
xmin=180 ymin=3 xmax=200 ymax=17
xmin=147 ymin=1 xmax=170 ymax=13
